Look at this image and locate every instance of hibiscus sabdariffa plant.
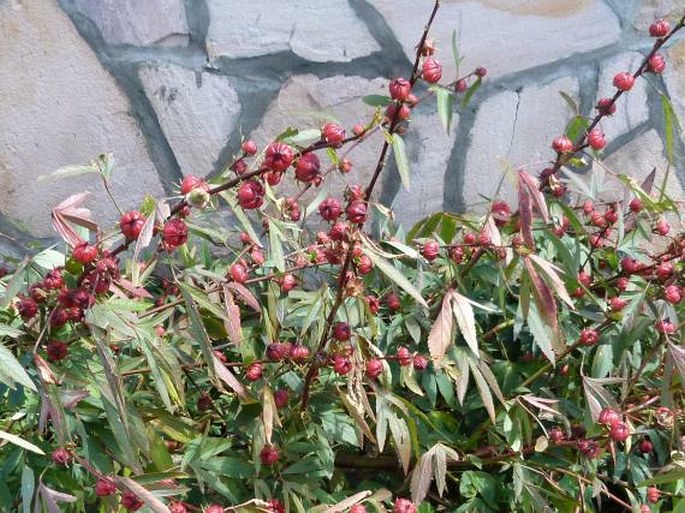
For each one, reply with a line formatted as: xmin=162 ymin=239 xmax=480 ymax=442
xmin=1 ymin=2 xmax=685 ymax=512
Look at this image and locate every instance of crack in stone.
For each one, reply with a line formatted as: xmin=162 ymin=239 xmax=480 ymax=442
xmin=507 ymin=89 xmax=522 ymax=159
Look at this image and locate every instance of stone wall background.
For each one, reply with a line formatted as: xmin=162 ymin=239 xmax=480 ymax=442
xmin=1 ymin=0 xmax=685 ymax=261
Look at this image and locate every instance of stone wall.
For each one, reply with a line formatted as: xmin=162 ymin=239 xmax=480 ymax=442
xmin=1 ymin=0 xmax=684 ymax=261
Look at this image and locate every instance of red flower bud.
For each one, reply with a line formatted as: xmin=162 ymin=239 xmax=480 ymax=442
xmin=647 ymin=54 xmax=666 ymax=74
xmin=229 ymin=262 xmax=249 ymax=284
xmin=95 ymin=478 xmax=117 ymax=497
xmin=260 ymin=445 xmax=280 ymax=465
xmin=346 ymin=200 xmax=367 ymax=224
xmin=393 ymin=498 xmax=417 ymax=513
xmin=245 ymin=362 xmax=263 ymax=381
xmin=46 ymin=340 xmax=68 ymax=362
xmin=72 ymin=242 xmax=98 ymax=264
xmin=237 ymin=180 xmax=264 ymax=210
xmin=610 ymin=420 xmax=630 ymax=442
xmin=295 ymin=152 xmax=321 ymax=183
xmin=322 ymin=123 xmax=346 ymax=146
xmin=119 ymin=211 xmax=146 ymax=240
xmin=389 ymin=77 xmax=411 ymax=101
xmin=422 ymin=240 xmax=440 ymax=261
xmin=396 ymin=346 xmax=412 ymax=366
xmin=613 ymin=72 xmax=635 ymax=91
xmin=332 ymin=355 xmax=351 ymax=375
xmin=264 ymin=142 xmax=294 ymax=172
xmin=274 ymin=389 xmax=289 ymax=409
xmin=649 ymin=19 xmax=670 ymax=37
xmin=552 ymin=135 xmax=574 ymax=154
xmin=319 ymin=197 xmax=342 ymax=222
xmin=241 ymin=140 xmax=258 ymax=156
xmin=587 ymin=129 xmax=607 ymax=150
xmin=579 ymin=328 xmax=599 ymax=346
xmin=596 ymin=97 xmax=617 ymax=116
xmin=163 ymin=218 xmax=188 ymax=250
xmin=422 ymin=57 xmax=442 ymax=83
xmin=366 ymin=359 xmax=383 ymax=379
xmin=333 ymin=322 xmax=352 ymax=342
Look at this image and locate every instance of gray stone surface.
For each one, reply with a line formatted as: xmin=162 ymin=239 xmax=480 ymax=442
xmin=140 ymin=64 xmax=241 ymax=177
xmin=0 ymin=0 xmax=165 ymax=238
xmin=634 ymin=0 xmax=685 ymax=32
xmin=586 ymin=129 xmax=683 ymax=201
xmin=391 ymin=110 xmax=459 ymax=228
xmin=462 ymin=77 xmax=579 ymax=208
xmin=665 ymin=39 xmax=685 ymax=136
xmin=368 ymin=0 xmax=621 ymax=80
xmin=206 ymin=0 xmax=380 ymax=62
xmin=595 ymin=52 xmax=650 ymax=141
xmin=1 ymin=0 xmax=683 ymax=241
xmin=70 ymin=0 xmax=189 ymax=46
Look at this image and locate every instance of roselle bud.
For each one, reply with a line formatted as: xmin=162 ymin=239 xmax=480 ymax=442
xmin=647 ymin=486 xmax=660 ymax=504
xmin=613 ymin=72 xmax=635 ymax=91
xmin=95 ymin=478 xmax=117 ymax=497
xmin=366 ymin=359 xmax=383 ymax=379
xmin=386 ymin=292 xmax=401 ymax=312
xmin=229 ymin=262 xmax=248 ymax=283
xmin=245 ymin=363 xmax=263 ymax=381
xmin=241 ymin=140 xmax=257 ymax=156
xmin=180 ymin=175 xmax=209 ymax=195
xmin=609 ymin=420 xmax=630 ymax=442
xmin=51 ymin=448 xmax=71 ymax=465
xmin=72 ymin=242 xmax=98 ymax=264
xmin=413 ymin=354 xmax=428 ymax=371
xmin=319 ymin=197 xmax=342 ymax=222
xmin=46 ymin=340 xmax=68 ymax=362
xmin=579 ymin=328 xmax=599 ymax=346
xmin=295 ymin=152 xmax=320 ymax=183
xmin=422 ymin=240 xmax=440 ymax=261
xmin=274 ymin=389 xmax=289 ymax=409
xmin=490 ymin=200 xmax=511 ymax=227
xmin=587 ymin=129 xmax=606 ymax=150
xmin=421 ymin=57 xmax=442 ymax=83
xmin=396 ymin=346 xmax=412 ymax=366
xmin=290 ymin=345 xmax=310 ymax=362
xmin=119 ymin=211 xmax=146 ymax=240
xmin=204 ymin=505 xmax=224 ymax=513
xmin=332 ymin=354 xmax=351 ymax=375
xmin=16 ymin=296 xmax=38 ymax=320
xmin=647 ymin=54 xmax=666 ymax=74
xmin=264 ymin=142 xmax=294 ymax=172
xmin=598 ymin=407 xmax=621 ymax=426
xmin=237 ymin=180 xmax=264 ymax=210
xmin=552 ymin=135 xmax=574 ymax=154
xmin=393 ymin=498 xmax=417 ymax=513
xmin=649 ymin=19 xmax=670 ymax=37
xmin=355 ymin=255 xmax=373 ymax=275
xmin=389 ymin=77 xmax=411 ymax=101
xmin=596 ymin=97 xmax=617 ymax=116
xmin=162 ymin=218 xmax=189 ymax=250
xmin=346 ymin=200 xmax=367 ymax=224
xmin=366 ymin=295 xmax=380 ymax=314
xmin=260 ymin=445 xmax=280 ymax=465
xmin=322 ymin=123 xmax=346 ymax=146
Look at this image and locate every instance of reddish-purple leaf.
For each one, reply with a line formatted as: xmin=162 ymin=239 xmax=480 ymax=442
xmin=523 ymin=256 xmax=558 ymax=331
xmin=38 ymin=482 xmax=76 ymax=513
xmin=452 ymin=291 xmax=479 ymax=357
xmin=223 ymin=285 xmax=243 ymax=347
xmin=428 ymin=290 xmax=455 ymax=363
xmin=213 ymin=355 xmax=249 ymax=401
xmin=50 ymin=193 xmax=97 ymax=247
xmin=641 ymin=167 xmax=657 ymax=195
xmin=323 ymin=491 xmax=372 ymax=513
xmin=115 ymin=477 xmax=171 ymax=513
xmin=528 ymin=254 xmax=575 ymax=309
xmin=225 ymin=282 xmax=261 ymax=313
xmin=519 ymin=170 xmax=549 ymax=222
xmin=518 ymin=180 xmax=535 ymax=250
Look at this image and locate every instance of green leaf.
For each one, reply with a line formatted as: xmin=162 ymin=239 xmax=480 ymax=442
xmin=32 ymin=249 xmax=65 ymax=270
xmin=283 ymin=129 xmax=321 ymax=147
xmin=451 ymin=29 xmax=462 ymax=76
xmin=527 ymin=303 xmax=555 ymax=365
xmin=21 ymin=466 xmax=34 ymax=513
xmin=0 ymin=342 xmax=36 ymax=391
xmin=392 ymin=134 xmax=411 ymax=191
xmin=37 ymin=164 xmax=98 ymax=182
xmin=638 ymin=468 xmax=685 ymax=487
xmin=180 ymin=288 xmax=217 ymax=380
xmin=559 ymin=91 xmax=579 ymax=116
xmin=362 ymin=95 xmax=392 ymax=107
xmin=0 ymin=430 xmax=44 ymax=455
xmin=362 ymin=246 xmax=427 ymax=308
xmin=661 ymin=93 xmax=680 ymax=165
xmin=268 ymin=220 xmax=286 ymax=272
xmin=435 ymin=87 xmax=455 ymax=134
xmin=460 ymin=77 xmax=481 ymax=110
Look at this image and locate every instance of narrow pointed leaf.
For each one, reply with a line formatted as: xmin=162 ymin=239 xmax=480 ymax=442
xmin=392 ymin=134 xmax=411 ymax=191
xmin=519 ymin=171 xmax=549 ymax=222
xmin=452 ymin=292 xmax=478 ymax=357
xmin=427 ymin=291 xmax=454 ymax=362
xmin=363 ymin=248 xmax=427 ymax=308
